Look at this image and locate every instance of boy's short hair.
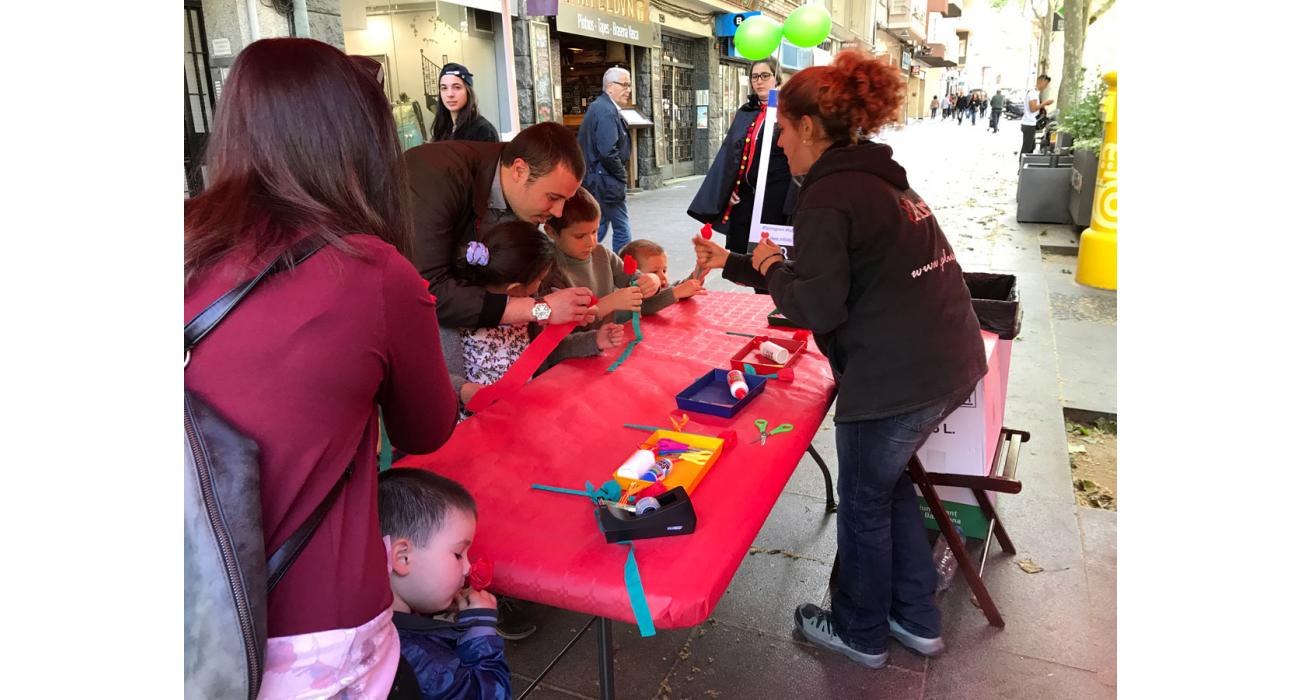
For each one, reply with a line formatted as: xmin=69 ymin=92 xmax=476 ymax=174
xmin=619 ymin=239 xmax=665 ymax=260
xmin=378 ymin=469 xmax=477 ymax=547
xmin=546 ymin=186 xmax=601 ymax=233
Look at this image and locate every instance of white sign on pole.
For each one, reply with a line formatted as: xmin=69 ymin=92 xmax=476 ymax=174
xmin=747 ymin=89 xmax=794 ymax=250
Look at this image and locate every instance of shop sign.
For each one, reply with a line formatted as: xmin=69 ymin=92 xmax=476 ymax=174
xmin=900 ymin=50 xmax=912 ymax=71
xmin=715 ymin=12 xmax=759 ymax=37
xmin=557 ymin=0 xmax=655 ymax=48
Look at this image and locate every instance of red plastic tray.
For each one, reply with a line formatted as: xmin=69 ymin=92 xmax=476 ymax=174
xmin=728 ymin=335 xmax=806 ymax=375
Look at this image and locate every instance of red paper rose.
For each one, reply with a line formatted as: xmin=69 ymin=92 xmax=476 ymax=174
xmin=623 ymin=254 xmax=638 ymax=276
xmin=700 ymin=222 xmax=713 ymax=240
xmin=469 ymin=557 xmax=494 ymax=591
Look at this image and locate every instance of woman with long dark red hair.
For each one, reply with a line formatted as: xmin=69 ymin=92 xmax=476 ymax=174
xmin=693 ymin=51 xmax=988 ymax=668
xmin=185 ymin=38 xmax=458 ymax=697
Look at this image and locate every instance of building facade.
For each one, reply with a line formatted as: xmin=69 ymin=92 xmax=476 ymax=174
xmin=185 ymin=0 xmax=886 ymax=195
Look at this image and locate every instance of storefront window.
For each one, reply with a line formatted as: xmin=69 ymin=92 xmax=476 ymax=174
xmin=343 ymin=3 xmax=509 ymax=140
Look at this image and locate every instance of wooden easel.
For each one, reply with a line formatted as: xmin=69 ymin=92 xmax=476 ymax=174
xmin=908 ymin=427 xmax=1030 ymax=627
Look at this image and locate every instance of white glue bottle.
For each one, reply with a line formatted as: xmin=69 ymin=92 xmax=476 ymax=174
xmin=759 ymin=341 xmax=790 ymax=364
xmin=726 ymin=369 xmax=748 ymax=399
xmin=616 ymin=450 xmax=657 ymax=480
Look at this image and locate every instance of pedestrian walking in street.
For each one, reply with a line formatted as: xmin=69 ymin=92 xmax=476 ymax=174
xmin=578 ymin=67 xmax=634 ymax=253
xmin=688 ymin=56 xmax=793 ymax=258
xmin=989 ymin=89 xmax=1005 ymax=133
xmin=1021 ymin=74 xmax=1054 ymax=155
xmin=431 ymin=63 xmax=500 ymax=143
xmin=955 ymin=91 xmax=970 ymax=125
xmin=930 ymin=95 xmax=939 ymax=120
xmin=978 ymin=92 xmax=988 ymax=120
xmin=968 ymin=92 xmax=978 ymax=127
xmin=691 ymin=49 xmax=987 ymax=671
xmin=184 ymin=37 xmax=460 ymax=699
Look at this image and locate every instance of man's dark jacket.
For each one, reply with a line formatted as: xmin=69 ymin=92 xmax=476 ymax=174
xmin=577 ymin=92 xmax=630 ymax=204
xmin=404 ymin=140 xmax=511 ymax=329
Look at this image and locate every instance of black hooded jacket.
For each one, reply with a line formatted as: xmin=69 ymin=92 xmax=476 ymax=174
xmin=722 ymin=142 xmax=988 ymax=422
xmin=688 ymin=94 xmax=794 ymax=235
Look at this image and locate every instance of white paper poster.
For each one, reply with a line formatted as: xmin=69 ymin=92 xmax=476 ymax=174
xmin=747 ymin=89 xmax=794 ymax=250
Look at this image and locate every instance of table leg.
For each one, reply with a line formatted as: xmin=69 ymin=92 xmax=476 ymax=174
xmin=596 ymin=616 xmax=616 ymax=700
xmin=806 ymin=445 xmax=838 ymax=513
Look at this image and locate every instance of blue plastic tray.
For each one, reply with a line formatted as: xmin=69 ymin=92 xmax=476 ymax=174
xmin=675 ymin=369 xmax=767 ymax=418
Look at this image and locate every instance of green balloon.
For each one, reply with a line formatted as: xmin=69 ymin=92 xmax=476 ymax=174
xmin=784 ymin=5 xmax=832 ymax=48
xmin=734 ymin=15 xmax=783 ymax=61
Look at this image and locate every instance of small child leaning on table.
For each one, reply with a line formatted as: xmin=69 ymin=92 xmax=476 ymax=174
xmin=619 ymin=239 xmax=707 ymax=303
xmin=542 ymin=187 xmax=689 ymax=325
xmin=441 ymin=220 xmax=623 ymax=419
xmin=378 ymin=468 xmax=510 ymax=699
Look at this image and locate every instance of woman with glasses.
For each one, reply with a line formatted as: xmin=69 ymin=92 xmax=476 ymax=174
xmin=688 ymin=57 xmax=793 ymax=258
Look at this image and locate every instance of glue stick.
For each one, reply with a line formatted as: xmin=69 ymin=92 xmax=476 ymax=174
xmin=727 ymin=369 xmax=748 ymax=399
xmin=759 ymin=341 xmax=790 ymax=364
xmin=616 ymin=449 xmax=657 ymax=480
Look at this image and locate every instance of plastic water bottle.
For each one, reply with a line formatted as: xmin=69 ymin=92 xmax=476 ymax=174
xmin=932 ymin=527 xmax=966 ymax=593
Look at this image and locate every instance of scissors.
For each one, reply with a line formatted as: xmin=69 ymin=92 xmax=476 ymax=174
xmin=751 ymin=419 xmax=794 ymax=445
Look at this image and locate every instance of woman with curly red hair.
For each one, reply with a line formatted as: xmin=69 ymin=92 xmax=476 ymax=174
xmin=693 ymin=51 xmax=988 ymax=668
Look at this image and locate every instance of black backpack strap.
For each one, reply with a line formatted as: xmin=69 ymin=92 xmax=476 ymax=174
xmin=185 ymin=236 xmax=330 ymax=355
xmin=183 ymin=234 xmax=350 ymax=591
xmin=266 ymin=462 xmax=355 ymax=591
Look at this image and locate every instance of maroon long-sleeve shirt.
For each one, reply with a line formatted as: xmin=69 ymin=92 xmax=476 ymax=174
xmin=185 ymin=234 xmax=458 ymax=637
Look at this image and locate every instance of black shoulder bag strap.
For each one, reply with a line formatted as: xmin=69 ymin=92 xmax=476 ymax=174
xmin=185 ymin=235 xmax=355 ymax=592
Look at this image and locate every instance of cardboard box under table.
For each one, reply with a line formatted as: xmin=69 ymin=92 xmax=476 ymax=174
xmin=914 ymin=272 xmax=1022 ymax=539
xmin=394 ymin=292 xmax=836 ymax=700
xmin=914 ymin=331 xmax=1010 ymax=539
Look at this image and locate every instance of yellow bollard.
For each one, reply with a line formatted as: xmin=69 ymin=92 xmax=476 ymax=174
xmin=1076 ymin=71 xmax=1118 ymax=290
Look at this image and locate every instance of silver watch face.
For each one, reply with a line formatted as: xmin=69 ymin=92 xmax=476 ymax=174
xmin=532 ymin=302 xmax=552 ymax=321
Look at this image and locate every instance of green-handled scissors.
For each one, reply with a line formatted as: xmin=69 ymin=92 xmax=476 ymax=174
xmin=751 ymin=419 xmax=794 ymax=445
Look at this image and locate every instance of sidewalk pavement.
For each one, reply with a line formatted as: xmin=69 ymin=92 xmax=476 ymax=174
xmin=506 ymin=119 xmax=1117 ymax=699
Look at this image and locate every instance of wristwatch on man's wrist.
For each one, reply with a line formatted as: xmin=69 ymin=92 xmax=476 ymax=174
xmin=531 ymin=301 xmax=552 ymax=322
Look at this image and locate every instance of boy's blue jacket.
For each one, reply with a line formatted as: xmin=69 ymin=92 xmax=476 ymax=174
xmin=392 ymin=608 xmax=510 ymax=699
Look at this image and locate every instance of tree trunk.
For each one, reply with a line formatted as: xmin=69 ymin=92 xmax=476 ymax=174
xmin=1058 ymin=0 xmax=1091 ymax=115
xmin=1034 ymin=1 xmax=1057 ymax=76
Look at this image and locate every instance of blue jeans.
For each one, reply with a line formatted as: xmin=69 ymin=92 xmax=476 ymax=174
xmin=597 ymin=199 xmax=631 ymax=254
xmin=831 ymin=391 xmax=970 ymax=654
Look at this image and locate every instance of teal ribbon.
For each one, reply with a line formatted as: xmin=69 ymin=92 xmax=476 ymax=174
xmin=605 ymin=338 xmax=641 ymax=372
xmin=607 ymin=281 xmax=643 ymax=372
xmin=742 ymin=363 xmax=778 ymax=379
xmin=622 ymin=542 xmax=656 ymax=637
xmin=531 ymin=480 xmax=622 ymax=504
xmin=378 ymin=410 xmax=393 ymax=472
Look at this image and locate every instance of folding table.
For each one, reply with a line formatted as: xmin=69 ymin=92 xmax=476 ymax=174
xmin=395 ymin=292 xmax=838 ymax=699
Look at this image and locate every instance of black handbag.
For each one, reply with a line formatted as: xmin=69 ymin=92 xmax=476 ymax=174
xmin=1035 ymin=108 xmax=1049 ymax=131
xmin=183 ymin=236 xmax=353 ymax=699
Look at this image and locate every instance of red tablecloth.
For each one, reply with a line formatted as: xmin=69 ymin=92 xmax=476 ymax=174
xmin=396 ymin=291 xmax=837 ymax=628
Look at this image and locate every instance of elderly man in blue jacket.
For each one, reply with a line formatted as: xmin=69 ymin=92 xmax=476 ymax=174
xmin=578 ymin=66 xmax=633 ymax=253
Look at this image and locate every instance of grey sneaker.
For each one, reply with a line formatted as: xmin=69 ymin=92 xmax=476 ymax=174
xmin=888 ymin=616 xmax=946 ymax=657
xmin=792 ymin=604 xmax=887 ymax=669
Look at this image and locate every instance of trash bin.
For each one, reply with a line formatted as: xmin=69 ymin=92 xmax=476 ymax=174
xmin=1016 ymin=153 xmax=1074 ymax=224
xmin=964 ymin=272 xmax=1021 ymax=339
xmin=1069 ymin=149 xmax=1099 ymax=228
